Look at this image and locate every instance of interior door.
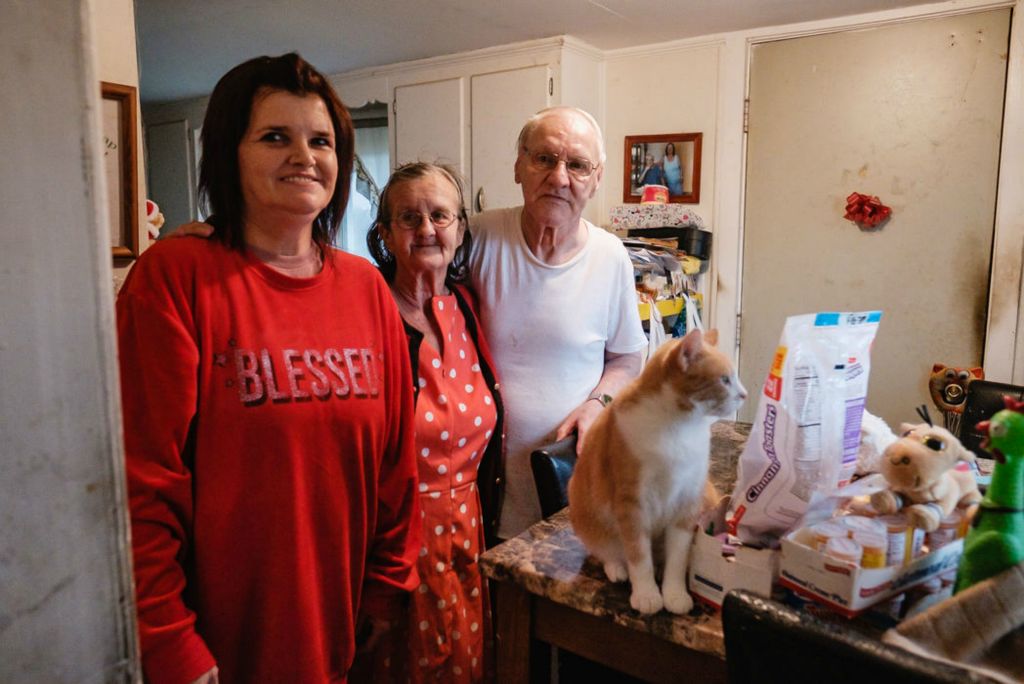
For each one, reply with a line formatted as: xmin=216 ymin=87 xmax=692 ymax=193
xmin=738 ymin=10 xmax=1010 ymax=427
xmin=470 ymin=65 xmax=551 ymax=213
xmin=394 ymin=77 xmax=465 ymax=174
xmin=145 ymin=119 xmax=196 ymax=232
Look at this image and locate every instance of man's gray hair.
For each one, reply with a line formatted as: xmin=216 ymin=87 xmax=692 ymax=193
xmin=515 ymin=106 xmax=606 ymax=164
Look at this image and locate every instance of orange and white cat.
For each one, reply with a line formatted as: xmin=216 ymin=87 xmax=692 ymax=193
xmin=568 ymin=329 xmax=746 ymax=614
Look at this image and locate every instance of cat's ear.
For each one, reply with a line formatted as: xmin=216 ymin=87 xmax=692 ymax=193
xmin=704 ymin=329 xmax=719 ymax=346
xmin=932 ymin=363 xmax=947 ymax=373
xmin=679 ymin=328 xmax=705 ymax=367
xmin=969 ymin=367 xmax=984 ymax=379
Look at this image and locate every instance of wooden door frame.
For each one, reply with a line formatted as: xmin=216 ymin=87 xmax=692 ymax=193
xmin=710 ymin=0 xmax=1023 ymax=384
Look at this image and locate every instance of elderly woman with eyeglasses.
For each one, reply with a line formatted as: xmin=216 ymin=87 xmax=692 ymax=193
xmin=362 ymin=162 xmax=504 ymax=683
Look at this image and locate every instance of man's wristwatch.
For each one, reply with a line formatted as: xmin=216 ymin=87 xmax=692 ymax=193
xmin=588 ymin=392 xmax=613 ymax=407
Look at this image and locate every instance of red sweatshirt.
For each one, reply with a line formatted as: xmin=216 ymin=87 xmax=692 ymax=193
xmin=117 ymin=238 xmax=421 ymax=684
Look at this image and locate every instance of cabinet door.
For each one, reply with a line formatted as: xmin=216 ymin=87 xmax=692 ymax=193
xmin=394 ymin=77 xmax=465 ymax=174
xmin=470 ymin=65 xmax=550 ymax=213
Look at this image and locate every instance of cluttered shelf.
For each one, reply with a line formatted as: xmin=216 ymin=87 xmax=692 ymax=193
xmin=611 ymin=206 xmax=711 ymax=329
xmin=637 ymin=293 xmax=702 ymax=321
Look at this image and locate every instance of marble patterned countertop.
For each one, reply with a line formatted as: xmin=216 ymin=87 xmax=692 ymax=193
xmin=480 ymin=420 xmax=751 ymax=659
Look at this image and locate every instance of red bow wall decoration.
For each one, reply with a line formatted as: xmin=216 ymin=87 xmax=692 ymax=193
xmin=844 ymin=192 xmax=892 ymax=229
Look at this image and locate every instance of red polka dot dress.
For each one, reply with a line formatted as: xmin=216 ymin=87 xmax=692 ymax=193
xmin=378 ymin=294 xmax=497 ymax=683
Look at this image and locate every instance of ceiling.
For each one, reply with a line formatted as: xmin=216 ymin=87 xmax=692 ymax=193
xmin=135 ymin=0 xmax=938 ymax=104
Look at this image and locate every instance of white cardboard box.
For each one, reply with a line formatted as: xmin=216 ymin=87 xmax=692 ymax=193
xmin=778 ymin=530 xmax=963 ymax=617
xmin=688 ymin=528 xmax=780 ymax=609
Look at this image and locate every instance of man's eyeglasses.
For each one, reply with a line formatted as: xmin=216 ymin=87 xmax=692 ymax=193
xmin=522 ymin=149 xmax=598 ymax=180
xmin=392 ymin=209 xmax=461 ymax=231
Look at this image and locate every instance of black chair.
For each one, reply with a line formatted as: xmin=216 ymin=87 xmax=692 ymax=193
xmin=722 ymin=589 xmax=999 ymax=683
xmin=530 ymin=435 xmax=577 ymax=518
xmin=960 ymin=379 xmax=1024 ymax=458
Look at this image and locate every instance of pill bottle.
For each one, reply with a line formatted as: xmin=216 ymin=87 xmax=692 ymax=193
xmin=841 ymin=515 xmax=887 ymax=538
xmin=909 ymin=525 xmax=926 ymax=559
xmin=925 ymin=511 xmax=962 ymax=551
xmin=852 ymin=531 xmax=886 ymax=568
xmin=824 ymin=536 xmax=863 ymax=565
xmin=809 ymin=520 xmax=848 ymax=551
xmin=878 ymin=514 xmax=909 ymax=566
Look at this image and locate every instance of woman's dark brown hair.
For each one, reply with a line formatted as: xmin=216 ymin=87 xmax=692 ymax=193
xmin=198 ymin=52 xmax=354 ymax=251
xmin=366 ymin=162 xmax=472 ymax=284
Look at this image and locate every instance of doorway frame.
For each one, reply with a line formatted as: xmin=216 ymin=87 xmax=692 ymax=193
xmin=710 ymin=0 xmax=1024 ymax=384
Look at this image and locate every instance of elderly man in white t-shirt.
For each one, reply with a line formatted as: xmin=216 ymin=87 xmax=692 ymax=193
xmin=469 ymin=106 xmax=646 ymax=539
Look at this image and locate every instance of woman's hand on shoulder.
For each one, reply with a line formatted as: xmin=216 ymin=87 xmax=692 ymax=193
xmin=164 ymin=221 xmax=215 ymax=239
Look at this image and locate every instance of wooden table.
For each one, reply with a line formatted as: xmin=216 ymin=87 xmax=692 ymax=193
xmin=480 ymin=421 xmax=751 ymax=683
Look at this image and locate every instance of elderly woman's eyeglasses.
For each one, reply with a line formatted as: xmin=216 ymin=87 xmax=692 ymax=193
xmin=523 ymin=149 xmax=597 ymax=180
xmin=392 ymin=209 xmax=460 ymax=231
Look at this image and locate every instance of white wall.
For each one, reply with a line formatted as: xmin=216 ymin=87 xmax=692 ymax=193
xmin=95 ymin=0 xmax=148 ymax=288
xmin=599 ymin=0 xmax=1023 ymax=379
xmin=0 ymin=0 xmax=137 ymax=680
xmin=600 ymin=42 xmax=721 ymax=228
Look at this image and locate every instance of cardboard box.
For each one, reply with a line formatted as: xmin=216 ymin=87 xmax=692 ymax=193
xmin=688 ymin=495 xmax=780 ymax=609
xmin=778 ymin=530 xmax=963 ymax=618
xmin=688 ymin=528 xmax=780 ymax=610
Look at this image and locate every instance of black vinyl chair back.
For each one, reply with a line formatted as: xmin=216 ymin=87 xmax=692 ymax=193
xmin=530 ymin=435 xmax=577 ymax=518
xmin=960 ymin=379 xmax=1024 ymax=458
xmin=722 ymin=589 xmax=999 ymax=683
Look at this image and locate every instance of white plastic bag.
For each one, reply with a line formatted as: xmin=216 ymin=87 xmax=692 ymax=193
xmin=683 ymin=292 xmax=704 ymax=333
xmin=728 ymin=311 xmax=882 ymax=546
xmin=644 ymin=294 xmax=667 ymax=361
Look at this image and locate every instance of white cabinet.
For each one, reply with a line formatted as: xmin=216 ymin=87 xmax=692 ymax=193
xmin=394 ymin=77 xmax=466 ymax=172
xmin=350 ymin=37 xmax=602 ymax=218
xmin=470 ymin=65 xmax=551 ymax=212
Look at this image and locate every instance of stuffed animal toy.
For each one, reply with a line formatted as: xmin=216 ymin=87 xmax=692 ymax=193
xmin=955 ymin=397 xmax=1024 ymax=593
xmin=870 ymin=420 xmax=982 ymax=531
xmin=855 ymin=410 xmax=898 ymax=476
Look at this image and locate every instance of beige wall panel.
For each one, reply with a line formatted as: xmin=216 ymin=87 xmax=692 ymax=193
xmin=739 ymin=9 xmax=1009 ymax=427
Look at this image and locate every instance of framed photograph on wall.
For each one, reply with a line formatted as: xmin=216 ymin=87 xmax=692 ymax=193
xmin=101 ymin=81 xmax=139 ymax=261
xmin=623 ymin=132 xmax=702 ymax=204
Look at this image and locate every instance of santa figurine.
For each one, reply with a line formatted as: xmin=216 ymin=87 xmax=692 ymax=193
xmin=145 ymin=199 xmax=165 ymax=241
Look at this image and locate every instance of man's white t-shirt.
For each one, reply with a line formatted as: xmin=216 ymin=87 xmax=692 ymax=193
xmin=469 ymin=207 xmax=647 ymax=538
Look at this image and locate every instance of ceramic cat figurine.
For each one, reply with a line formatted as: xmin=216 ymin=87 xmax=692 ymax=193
xmin=929 ymin=363 xmax=983 ymax=415
xmin=568 ymin=328 xmax=747 ymax=614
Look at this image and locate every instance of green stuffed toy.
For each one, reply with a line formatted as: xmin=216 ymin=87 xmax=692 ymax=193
xmin=954 ymin=396 xmax=1024 ymax=593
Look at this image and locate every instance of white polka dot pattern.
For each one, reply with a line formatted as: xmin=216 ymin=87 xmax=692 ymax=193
xmin=385 ymin=294 xmax=496 ymax=683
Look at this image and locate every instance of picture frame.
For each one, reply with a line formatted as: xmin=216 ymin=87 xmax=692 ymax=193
xmin=101 ymin=81 xmax=139 ymax=261
xmin=623 ymin=132 xmax=702 ymax=204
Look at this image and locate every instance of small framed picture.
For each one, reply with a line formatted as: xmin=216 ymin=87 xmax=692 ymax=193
xmin=623 ymin=133 xmax=702 ymax=204
xmin=101 ymin=81 xmax=139 ymax=261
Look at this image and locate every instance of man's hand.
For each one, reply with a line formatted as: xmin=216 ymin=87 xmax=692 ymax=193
xmin=164 ymin=221 xmax=215 ymax=239
xmin=189 ymin=666 xmax=219 ymax=684
xmin=554 ymin=399 xmax=604 ymax=455
xmin=556 ymin=349 xmax=643 ymax=456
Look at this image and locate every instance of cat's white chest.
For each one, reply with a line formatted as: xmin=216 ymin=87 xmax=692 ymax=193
xmin=615 ymin=386 xmax=713 ymax=524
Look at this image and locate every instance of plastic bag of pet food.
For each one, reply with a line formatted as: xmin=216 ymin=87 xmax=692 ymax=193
xmin=728 ymin=311 xmax=882 ymax=546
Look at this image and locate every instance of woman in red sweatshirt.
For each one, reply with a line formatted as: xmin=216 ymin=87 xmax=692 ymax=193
xmin=117 ymin=53 xmax=421 ymax=684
